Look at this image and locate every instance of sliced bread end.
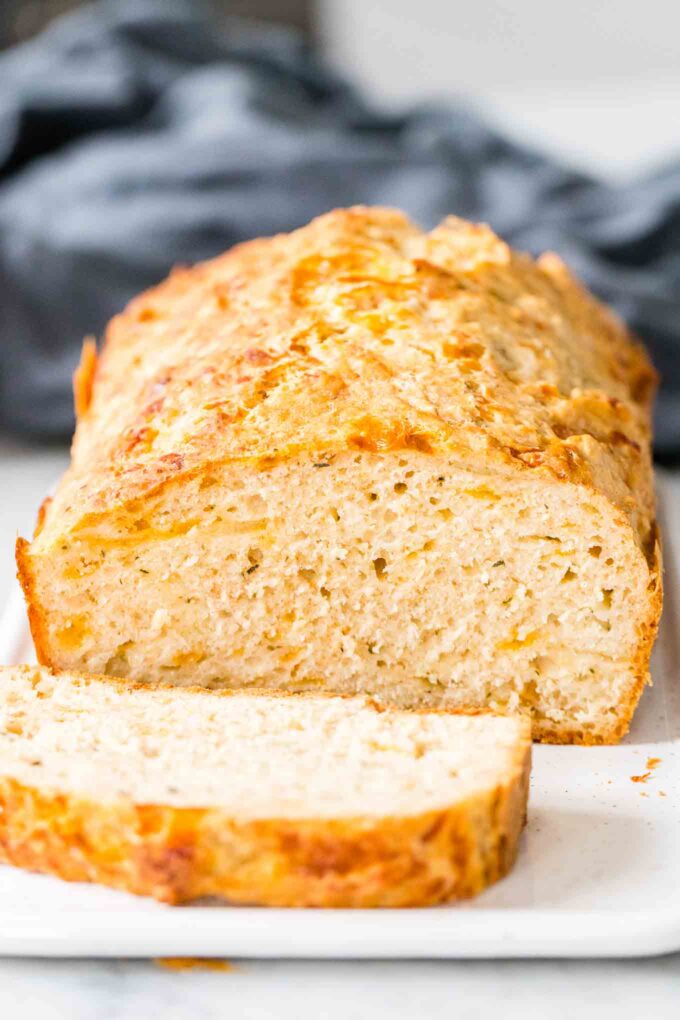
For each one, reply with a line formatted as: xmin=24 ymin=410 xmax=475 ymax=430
xmin=0 ymin=666 xmax=530 ymax=907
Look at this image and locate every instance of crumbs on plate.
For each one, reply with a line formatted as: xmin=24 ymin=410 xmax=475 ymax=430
xmin=154 ymin=957 xmax=235 ymax=972
xmin=630 ymin=756 xmax=662 ymax=784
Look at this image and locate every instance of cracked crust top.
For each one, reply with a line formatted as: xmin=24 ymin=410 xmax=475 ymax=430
xmin=36 ymin=206 xmax=656 ymax=549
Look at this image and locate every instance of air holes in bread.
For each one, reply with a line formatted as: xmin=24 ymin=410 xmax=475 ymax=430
xmin=373 ymin=557 xmax=387 ymax=579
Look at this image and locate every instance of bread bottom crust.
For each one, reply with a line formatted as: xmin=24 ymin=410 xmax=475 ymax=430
xmin=0 ymin=754 xmax=530 ymax=907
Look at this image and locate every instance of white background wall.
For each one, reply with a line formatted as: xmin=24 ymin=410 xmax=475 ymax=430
xmin=319 ymin=0 xmax=680 ymax=177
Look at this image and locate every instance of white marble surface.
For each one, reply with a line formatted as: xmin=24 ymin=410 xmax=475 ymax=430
xmin=1 ymin=956 xmax=679 ymax=1020
xmin=1 ymin=437 xmax=680 ymax=1015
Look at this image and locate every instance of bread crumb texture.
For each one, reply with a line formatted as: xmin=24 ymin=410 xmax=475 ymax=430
xmin=18 ymin=207 xmax=661 ymax=744
xmin=0 ymin=666 xmax=530 ymax=907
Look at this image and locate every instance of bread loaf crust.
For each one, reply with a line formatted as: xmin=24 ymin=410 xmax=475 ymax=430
xmin=0 ymin=772 xmax=530 ymax=907
xmin=17 ymin=208 xmax=661 ymax=743
xmin=31 ymin=206 xmax=657 ymax=539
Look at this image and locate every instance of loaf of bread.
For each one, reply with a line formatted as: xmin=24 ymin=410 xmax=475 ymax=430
xmin=17 ymin=207 xmax=661 ymax=743
xmin=0 ymin=666 xmax=530 ymax=907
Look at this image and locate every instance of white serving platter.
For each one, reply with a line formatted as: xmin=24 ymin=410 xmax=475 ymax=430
xmin=0 ymin=476 xmax=678 ymax=959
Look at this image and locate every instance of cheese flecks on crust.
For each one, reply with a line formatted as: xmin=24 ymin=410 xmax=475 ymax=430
xmin=18 ymin=207 xmax=661 ymax=744
xmin=0 ymin=667 xmax=530 ymax=907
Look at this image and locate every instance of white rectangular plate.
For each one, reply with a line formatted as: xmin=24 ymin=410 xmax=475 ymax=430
xmin=0 ymin=476 xmax=678 ymax=959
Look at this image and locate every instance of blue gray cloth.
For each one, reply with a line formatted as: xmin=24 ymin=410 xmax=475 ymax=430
xmin=2 ymin=0 xmax=680 ymax=457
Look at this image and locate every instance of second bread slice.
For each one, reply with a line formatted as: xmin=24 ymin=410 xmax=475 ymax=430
xmin=0 ymin=666 xmax=530 ymax=907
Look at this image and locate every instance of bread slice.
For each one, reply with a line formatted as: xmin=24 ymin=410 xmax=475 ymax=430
xmin=17 ymin=207 xmax=661 ymax=744
xmin=0 ymin=665 xmax=530 ymax=907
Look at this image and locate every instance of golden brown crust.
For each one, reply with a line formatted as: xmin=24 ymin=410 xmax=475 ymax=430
xmin=15 ymin=538 xmax=53 ymax=668
xmin=72 ymin=337 xmax=98 ymax=421
xmin=0 ymin=672 xmax=531 ymax=907
xmin=34 ymin=207 xmax=656 ymax=543
xmin=0 ymin=776 xmax=530 ymax=907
